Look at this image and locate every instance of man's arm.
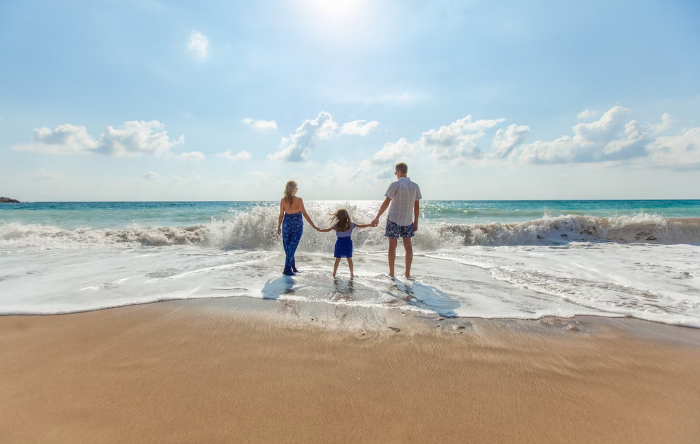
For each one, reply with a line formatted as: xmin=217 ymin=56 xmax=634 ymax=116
xmin=371 ymin=197 xmax=392 ymax=227
xmin=413 ymin=200 xmax=420 ymax=231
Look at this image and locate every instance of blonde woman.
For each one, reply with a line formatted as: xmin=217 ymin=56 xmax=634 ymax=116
xmin=277 ymin=180 xmax=318 ymax=276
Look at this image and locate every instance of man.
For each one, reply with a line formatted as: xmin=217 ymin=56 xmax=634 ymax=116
xmin=371 ymin=162 xmax=422 ymax=278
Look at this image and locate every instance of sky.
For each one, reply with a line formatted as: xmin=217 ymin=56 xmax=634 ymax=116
xmin=1 ymin=0 xmax=699 ymax=201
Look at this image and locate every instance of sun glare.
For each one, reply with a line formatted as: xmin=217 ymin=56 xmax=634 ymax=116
xmin=303 ymin=0 xmax=368 ymax=22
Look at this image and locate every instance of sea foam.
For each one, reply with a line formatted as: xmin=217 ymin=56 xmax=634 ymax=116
xmin=2 ymin=211 xmax=699 ymax=251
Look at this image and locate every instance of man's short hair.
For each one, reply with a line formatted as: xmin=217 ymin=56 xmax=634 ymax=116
xmin=395 ymin=163 xmax=408 ymax=174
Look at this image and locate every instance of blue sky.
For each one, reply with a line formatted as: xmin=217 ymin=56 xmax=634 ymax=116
xmin=1 ymin=0 xmax=699 ymax=201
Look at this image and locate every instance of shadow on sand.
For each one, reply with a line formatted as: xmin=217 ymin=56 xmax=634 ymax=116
xmin=261 ymin=276 xmax=298 ymax=300
xmin=392 ymin=280 xmax=460 ymax=318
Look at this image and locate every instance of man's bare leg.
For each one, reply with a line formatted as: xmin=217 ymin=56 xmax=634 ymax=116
xmin=403 ymin=237 xmax=413 ymax=278
xmin=347 ymin=258 xmax=354 ymax=278
xmin=388 ymin=238 xmax=398 ymax=277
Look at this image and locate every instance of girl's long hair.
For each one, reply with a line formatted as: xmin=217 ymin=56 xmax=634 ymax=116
xmin=284 ymin=180 xmax=297 ymax=204
xmin=329 ymin=208 xmax=352 ymax=232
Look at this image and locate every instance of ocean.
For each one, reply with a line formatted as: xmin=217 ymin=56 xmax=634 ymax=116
xmin=1 ymin=200 xmax=699 ymax=326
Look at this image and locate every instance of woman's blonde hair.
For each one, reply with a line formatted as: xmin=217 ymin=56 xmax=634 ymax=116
xmin=329 ymin=208 xmax=352 ymax=232
xmin=284 ymin=180 xmax=298 ymax=204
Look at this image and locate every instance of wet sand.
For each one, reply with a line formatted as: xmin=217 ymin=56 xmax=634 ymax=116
xmin=1 ymin=302 xmax=699 ymax=444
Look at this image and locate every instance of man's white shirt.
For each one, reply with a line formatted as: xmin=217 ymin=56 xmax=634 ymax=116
xmin=385 ymin=177 xmax=422 ymax=226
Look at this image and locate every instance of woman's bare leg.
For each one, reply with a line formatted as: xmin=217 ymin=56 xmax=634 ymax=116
xmin=347 ymin=258 xmax=354 ymax=278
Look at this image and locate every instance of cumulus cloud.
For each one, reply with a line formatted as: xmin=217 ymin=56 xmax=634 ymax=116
xmin=268 ymin=111 xmax=338 ymax=162
xmin=651 ymin=113 xmax=673 ymax=134
xmin=372 ymin=138 xmax=415 ymax=164
xmin=368 ymin=115 xmax=505 ymax=164
xmin=648 ymin=127 xmax=700 ymax=169
xmin=341 ymin=120 xmax=379 ymax=136
xmin=15 ymin=124 xmax=98 ymax=155
xmin=188 ymin=31 xmax=209 ymax=58
xmin=577 ymin=109 xmax=600 ymax=120
xmin=143 ymin=171 xmax=160 ymax=181
xmin=14 ymin=120 xmax=184 ymax=157
xmin=97 ymin=121 xmax=184 ymax=157
xmin=376 ymin=169 xmax=395 ymax=180
xmin=517 ymin=106 xmax=651 ymax=164
xmin=418 ymin=115 xmax=505 ymax=161
xmin=363 ymin=106 xmax=698 ymax=168
xmin=491 ymin=124 xmax=530 ymax=158
xmin=177 ymin=151 xmax=205 ymax=161
xmin=243 ymin=118 xmax=277 ymax=131
xmin=217 ymin=149 xmax=252 ymax=161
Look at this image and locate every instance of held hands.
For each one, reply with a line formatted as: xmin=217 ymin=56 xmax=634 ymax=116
xmin=371 ymin=218 xmax=380 ymax=227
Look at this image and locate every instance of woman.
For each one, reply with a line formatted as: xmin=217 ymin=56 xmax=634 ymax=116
xmin=277 ymin=180 xmax=318 ymax=276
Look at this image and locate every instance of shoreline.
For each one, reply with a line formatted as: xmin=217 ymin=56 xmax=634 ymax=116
xmin=3 ymin=294 xmax=699 ymax=344
xmin=2 ymin=300 xmax=699 ymax=443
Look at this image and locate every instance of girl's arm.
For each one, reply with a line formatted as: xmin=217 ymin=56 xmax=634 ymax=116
xmin=298 ymin=198 xmax=317 ymax=230
xmin=317 ymin=227 xmax=334 ymax=232
xmin=277 ymin=200 xmax=284 ymax=235
xmin=354 ymin=223 xmax=373 ymax=229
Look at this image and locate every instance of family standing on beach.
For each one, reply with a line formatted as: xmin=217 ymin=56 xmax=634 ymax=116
xmin=276 ymin=162 xmax=422 ymax=278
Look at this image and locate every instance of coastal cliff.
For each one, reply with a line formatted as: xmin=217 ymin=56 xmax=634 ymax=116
xmin=0 ymin=197 xmax=20 ymax=203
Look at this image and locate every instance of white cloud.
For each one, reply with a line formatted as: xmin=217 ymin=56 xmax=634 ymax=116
xmin=14 ymin=121 xmax=184 ymax=157
xmin=143 ymin=171 xmax=160 ymax=181
xmin=517 ymin=106 xmax=649 ymax=164
xmin=572 ymin=106 xmax=629 ymax=144
xmin=188 ymin=31 xmax=209 ymax=59
xmin=651 ymin=113 xmax=673 ymax=134
xmin=372 ymin=138 xmax=415 ymax=164
xmin=243 ymin=118 xmax=277 ymax=131
xmin=418 ymin=115 xmax=505 ymax=161
xmin=177 ymin=151 xmax=205 ymax=161
xmin=376 ymin=169 xmax=395 ymax=180
xmin=217 ymin=149 xmax=252 ymax=161
xmin=268 ymin=111 xmax=338 ymax=162
xmin=649 ymin=127 xmax=700 ymax=169
xmin=341 ymin=120 xmax=379 ymax=136
xmin=491 ymin=124 xmax=530 ymax=158
xmin=97 ymin=121 xmax=184 ymax=157
xmin=14 ymin=124 xmax=98 ymax=155
xmin=577 ymin=109 xmax=600 ymax=120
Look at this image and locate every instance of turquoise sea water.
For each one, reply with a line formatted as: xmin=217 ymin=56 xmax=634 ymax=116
xmin=2 ymin=199 xmax=699 ymax=325
xmin=2 ymin=200 xmax=699 ymax=229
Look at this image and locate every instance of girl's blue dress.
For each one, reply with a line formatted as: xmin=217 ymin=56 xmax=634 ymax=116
xmin=334 ymin=223 xmax=355 ymax=258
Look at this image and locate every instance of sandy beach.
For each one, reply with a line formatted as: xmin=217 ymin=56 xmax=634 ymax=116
xmin=1 ymin=300 xmax=699 ymax=444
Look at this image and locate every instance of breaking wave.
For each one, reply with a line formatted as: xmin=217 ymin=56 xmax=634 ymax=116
xmin=1 ymin=206 xmax=699 ymax=251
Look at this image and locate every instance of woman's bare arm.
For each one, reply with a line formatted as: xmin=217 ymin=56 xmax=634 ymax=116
xmin=354 ymin=223 xmax=372 ymax=228
xmin=298 ymin=198 xmax=317 ymax=229
xmin=277 ymin=200 xmax=284 ymax=235
xmin=317 ymin=227 xmax=333 ymax=232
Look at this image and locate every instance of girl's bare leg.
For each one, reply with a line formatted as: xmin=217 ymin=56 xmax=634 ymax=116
xmin=347 ymin=258 xmax=354 ymax=278
xmin=333 ymin=258 xmax=341 ymax=277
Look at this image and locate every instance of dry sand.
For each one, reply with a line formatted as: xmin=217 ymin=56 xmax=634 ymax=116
xmin=1 ymin=302 xmax=699 ymax=444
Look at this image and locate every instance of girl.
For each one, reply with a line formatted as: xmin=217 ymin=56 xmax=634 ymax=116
xmin=277 ymin=180 xmax=318 ymax=276
xmin=316 ymin=209 xmax=371 ymax=278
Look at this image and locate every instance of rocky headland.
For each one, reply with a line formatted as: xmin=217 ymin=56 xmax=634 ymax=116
xmin=0 ymin=197 xmax=20 ymax=203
